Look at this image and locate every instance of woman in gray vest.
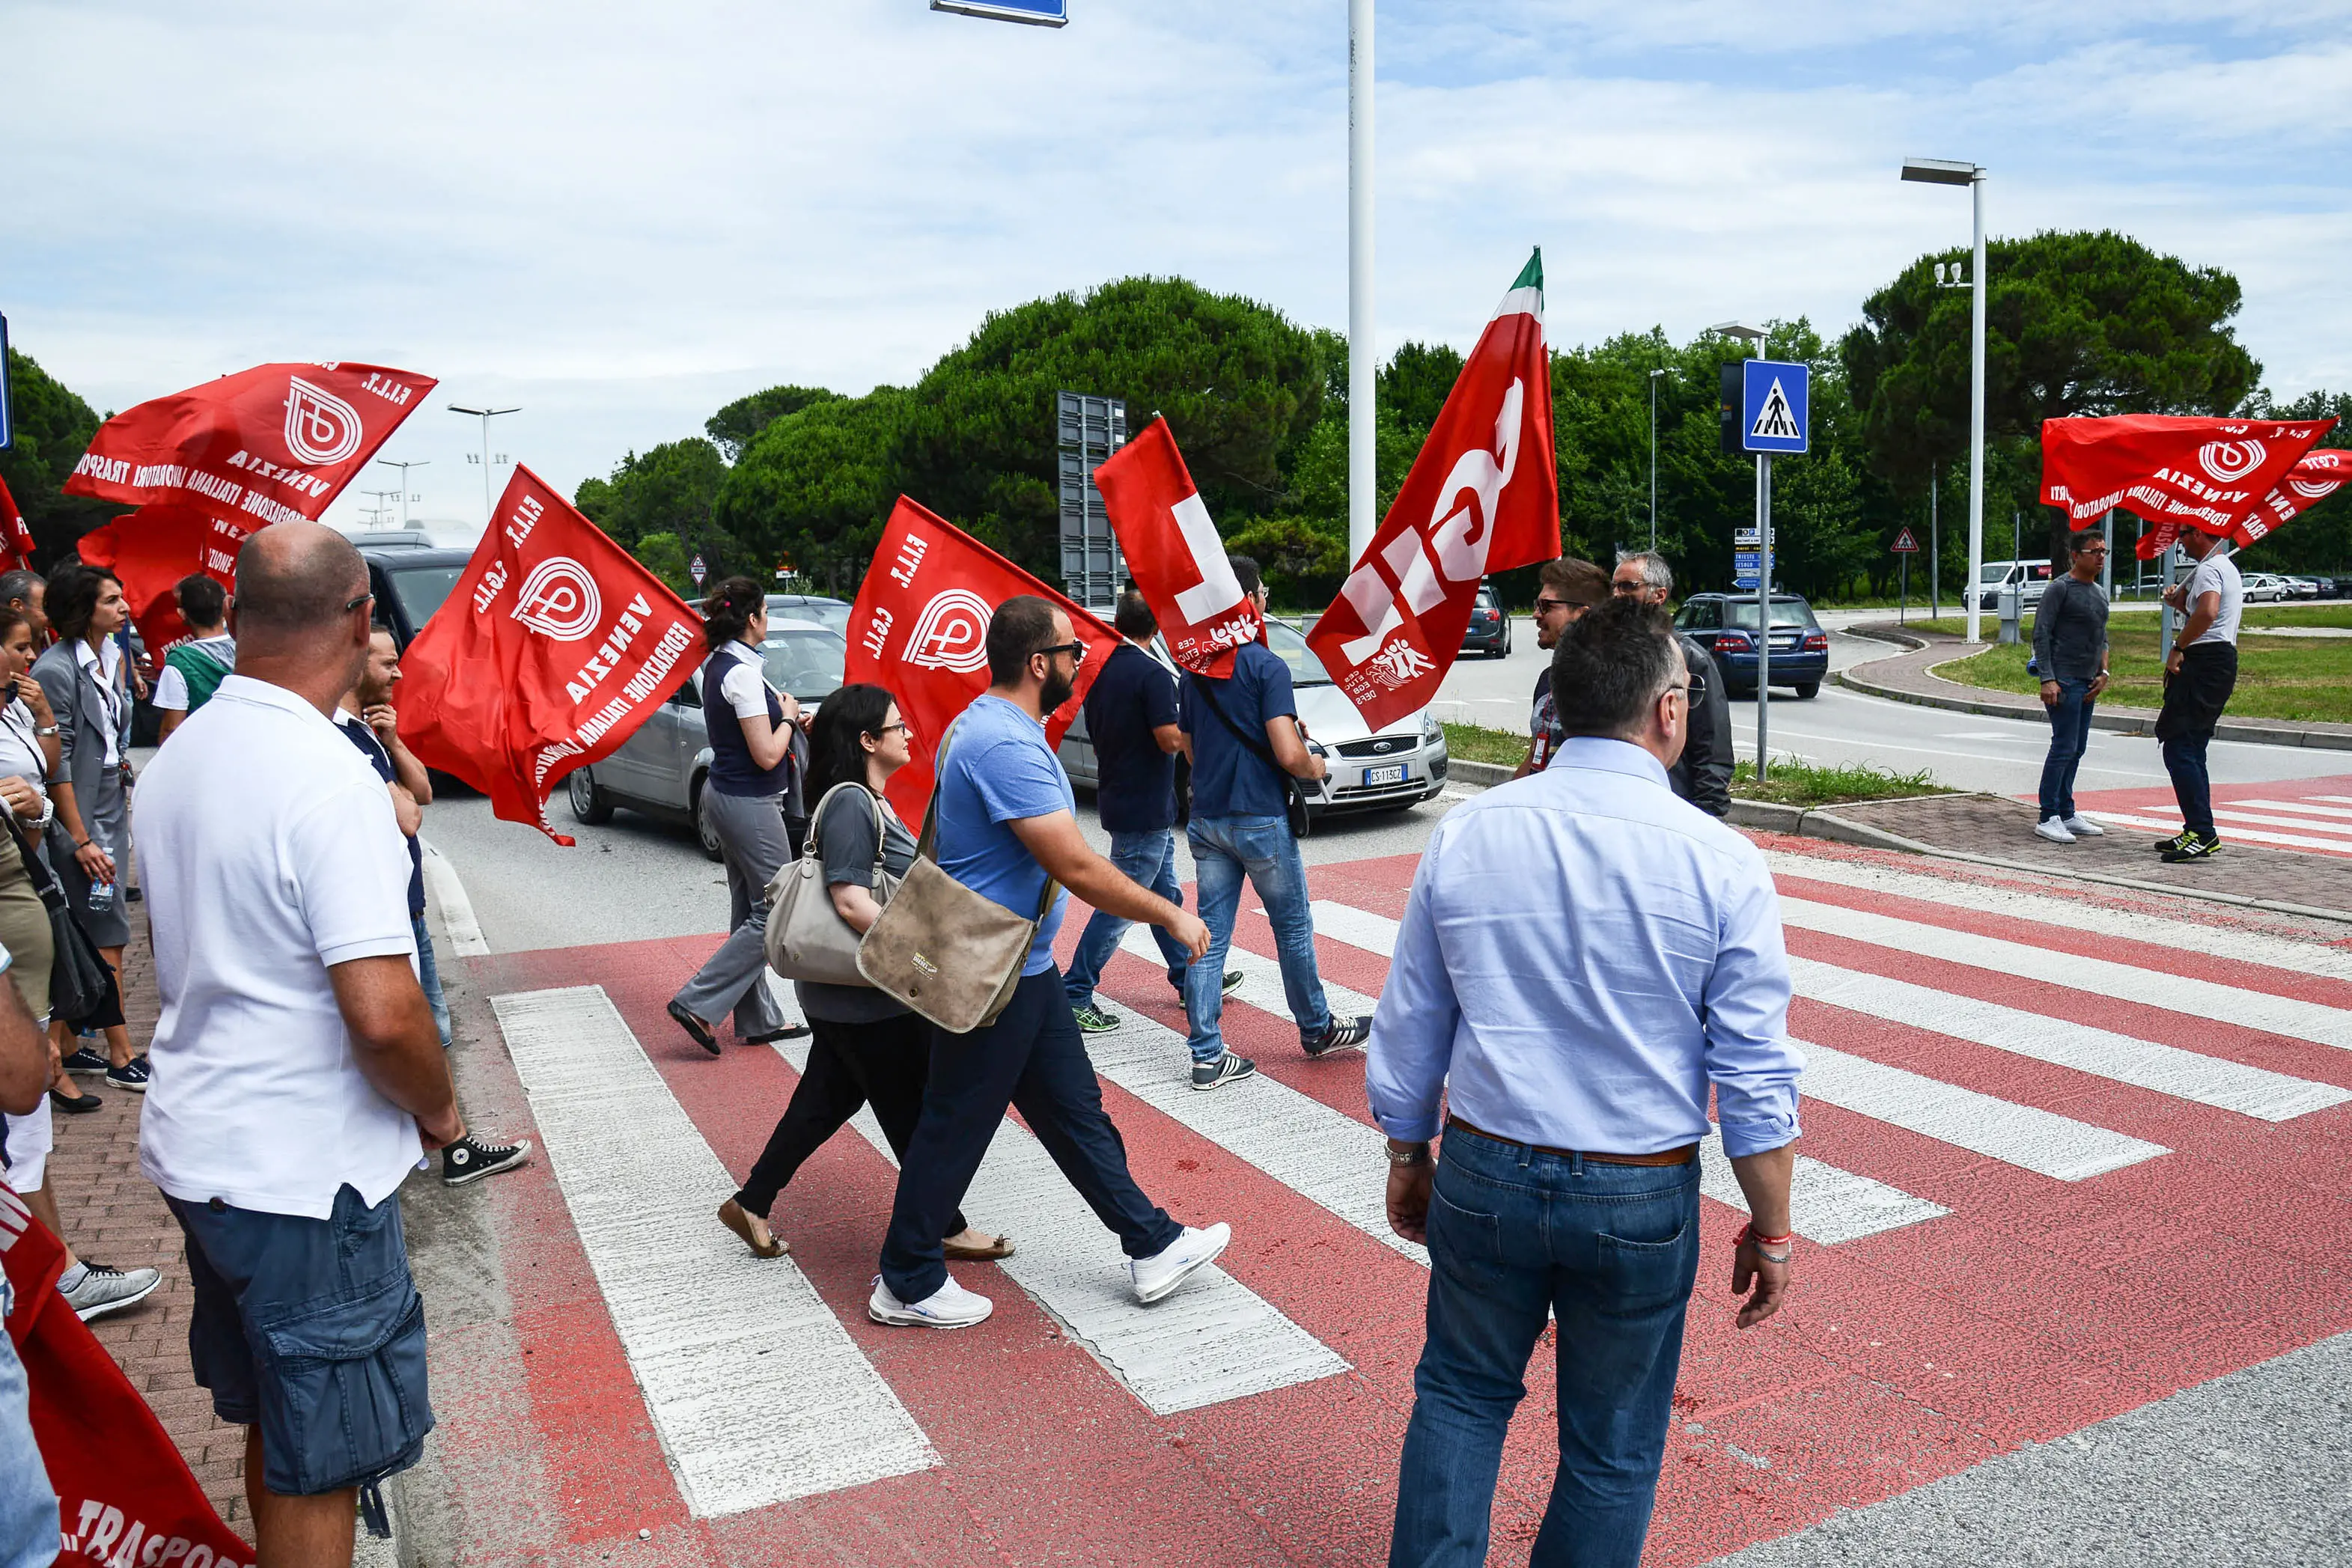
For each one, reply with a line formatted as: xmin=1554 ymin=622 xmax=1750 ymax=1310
xmin=36 ymin=565 xmax=141 ymax=1092
xmin=668 ymin=577 xmax=811 ymax=1054
xmin=716 ymin=683 xmax=1010 ymax=1262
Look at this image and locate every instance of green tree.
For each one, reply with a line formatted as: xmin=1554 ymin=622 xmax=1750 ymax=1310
xmin=631 ymin=531 xmax=695 ymax=599
xmin=714 ymin=388 xmax=906 ymax=599
xmin=706 ymin=385 xmax=843 ymax=463
xmin=0 ymin=347 xmax=122 ymax=558
xmin=573 ymin=437 xmax=737 ymax=576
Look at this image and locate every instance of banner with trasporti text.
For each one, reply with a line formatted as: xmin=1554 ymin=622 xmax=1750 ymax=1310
xmin=397 ymin=466 xmax=701 ymax=844
xmin=844 ymin=496 xmax=1115 ymax=823
xmin=1093 ymin=418 xmax=1262 ymax=678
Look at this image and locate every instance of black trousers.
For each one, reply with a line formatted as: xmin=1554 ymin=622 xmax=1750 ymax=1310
xmin=734 ymin=1012 xmax=966 ymax=1235
xmin=879 ymin=967 xmax=1181 ymax=1305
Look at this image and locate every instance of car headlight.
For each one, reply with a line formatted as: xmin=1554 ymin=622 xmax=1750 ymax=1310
xmin=1421 ymin=711 xmax=1443 ymax=746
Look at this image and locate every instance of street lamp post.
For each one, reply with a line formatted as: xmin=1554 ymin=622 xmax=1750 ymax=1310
xmin=375 ymin=458 xmax=429 ymax=528
xmin=1648 ymin=367 xmax=1666 ymax=551
xmin=448 ymin=403 xmax=520 ymax=522
xmin=1901 ymin=157 xmax=1987 ymax=642
xmin=1347 ymin=0 xmax=1375 ymax=570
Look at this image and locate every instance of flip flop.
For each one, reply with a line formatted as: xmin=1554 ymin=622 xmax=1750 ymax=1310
xmin=942 ymin=1235 xmax=1016 ymax=1262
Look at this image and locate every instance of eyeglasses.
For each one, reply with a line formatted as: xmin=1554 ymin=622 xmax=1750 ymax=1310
xmin=872 ymin=721 xmax=910 ymax=736
xmin=1533 ymin=597 xmax=1577 ymax=614
xmin=343 ymin=591 xmax=375 ymax=614
xmin=1035 ymin=641 xmax=1088 ymax=665
xmin=1610 ymin=579 xmax=1646 ymax=597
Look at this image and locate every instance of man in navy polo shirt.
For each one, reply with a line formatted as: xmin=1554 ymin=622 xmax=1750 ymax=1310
xmin=1179 ymin=558 xmax=1369 ymax=1091
xmin=1064 ymin=591 xmax=1238 ymax=1034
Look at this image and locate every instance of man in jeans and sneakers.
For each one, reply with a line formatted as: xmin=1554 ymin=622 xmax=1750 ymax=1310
xmin=1064 ymin=590 xmax=1238 ymax=1034
xmin=2032 ymin=532 xmax=2112 ymax=844
xmin=2154 ymin=529 xmax=2243 ymax=864
xmin=871 ymin=596 xmax=1231 ymax=1330
xmin=1179 ymin=557 xmax=1369 ymax=1090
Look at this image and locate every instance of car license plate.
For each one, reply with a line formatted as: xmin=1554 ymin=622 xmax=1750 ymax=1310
xmin=1364 ymin=763 xmax=1407 ymax=787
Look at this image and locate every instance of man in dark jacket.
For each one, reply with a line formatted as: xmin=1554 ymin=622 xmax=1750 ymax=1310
xmin=1612 ymin=552 xmax=1733 ymax=817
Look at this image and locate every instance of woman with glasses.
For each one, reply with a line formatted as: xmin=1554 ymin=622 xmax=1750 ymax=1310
xmin=716 ymin=684 xmax=1011 ymax=1263
xmin=668 ymin=577 xmax=812 ymax=1055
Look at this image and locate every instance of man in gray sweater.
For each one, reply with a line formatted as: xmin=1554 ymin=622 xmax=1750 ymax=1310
xmin=2033 ymin=531 xmax=2112 ymax=843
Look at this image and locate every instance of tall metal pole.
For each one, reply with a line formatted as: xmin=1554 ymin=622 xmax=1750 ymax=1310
xmin=1931 ymin=462 xmax=1940 ymax=619
xmin=1756 ymin=455 xmax=1773 ymax=781
xmin=376 ymin=458 xmax=428 ymax=528
xmin=1648 ymin=368 xmax=1660 ymax=551
xmin=448 ymin=404 xmax=519 ymax=524
xmin=1965 ymin=171 xmax=1987 ymax=643
xmin=1347 ymin=0 xmax=1376 ymax=568
xmin=2100 ymin=510 xmax=2113 ymax=600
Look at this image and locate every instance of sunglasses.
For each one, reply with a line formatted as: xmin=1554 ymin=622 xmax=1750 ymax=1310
xmin=344 ymin=591 xmax=375 ymax=614
xmin=1609 ymin=579 xmax=1647 ymax=596
xmin=1035 ymin=640 xmax=1088 ymax=665
xmin=1532 ymin=596 xmax=1579 ymax=614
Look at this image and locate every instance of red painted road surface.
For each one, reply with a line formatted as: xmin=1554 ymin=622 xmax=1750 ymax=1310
xmin=423 ymin=833 xmax=2352 ymax=1567
xmin=2067 ymin=772 xmax=2352 ymax=860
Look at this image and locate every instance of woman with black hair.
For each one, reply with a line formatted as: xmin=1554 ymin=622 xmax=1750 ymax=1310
xmin=716 ymin=683 xmax=1010 ymax=1263
xmin=668 ymin=577 xmax=812 ymax=1054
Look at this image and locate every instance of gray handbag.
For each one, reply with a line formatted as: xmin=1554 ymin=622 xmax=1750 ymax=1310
xmin=764 ymin=782 xmax=901 ymax=986
xmin=856 ymin=720 xmax=1057 ymax=1034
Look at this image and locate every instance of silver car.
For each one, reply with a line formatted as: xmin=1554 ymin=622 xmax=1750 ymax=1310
xmin=1058 ymin=617 xmax=1449 ymax=820
xmin=565 ymin=619 xmax=847 ymax=858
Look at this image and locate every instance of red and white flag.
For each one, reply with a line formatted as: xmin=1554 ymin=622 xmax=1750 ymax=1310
xmin=2040 ymin=414 xmax=2336 ymax=560
xmin=74 ymin=502 xmax=254 ymax=653
xmin=1307 ymin=251 xmax=1559 ymax=730
xmin=64 ymin=362 xmax=436 ymax=527
xmin=0 ymin=474 xmax=35 ymax=570
xmin=397 ymin=466 xmax=701 ymax=844
xmin=844 ymin=497 xmax=1115 ymax=823
xmin=2235 ymin=447 xmax=2352 ymax=547
xmin=1092 ymin=418 xmax=1261 ymax=677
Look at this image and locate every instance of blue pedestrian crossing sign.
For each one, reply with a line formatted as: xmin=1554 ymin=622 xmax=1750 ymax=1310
xmin=1740 ymin=359 xmax=1809 ymax=455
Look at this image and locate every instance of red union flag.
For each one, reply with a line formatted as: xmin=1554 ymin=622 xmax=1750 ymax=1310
xmin=397 ymin=466 xmax=701 ymax=844
xmin=1093 ymin=418 xmax=1262 ymax=677
xmin=64 ymin=362 xmax=436 ymax=527
xmin=1308 ymin=251 xmax=1559 ymax=730
xmin=2040 ymin=414 xmax=2336 ymax=560
xmin=845 ymin=496 xmax=1115 ymax=823
xmin=75 ymin=503 xmax=255 ymax=653
xmin=2235 ymin=447 xmax=2352 ymax=547
xmin=0 ymin=473 xmax=34 ymax=569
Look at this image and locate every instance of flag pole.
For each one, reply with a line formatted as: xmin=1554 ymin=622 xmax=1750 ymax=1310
xmin=1347 ymin=0 xmax=1375 ymax=569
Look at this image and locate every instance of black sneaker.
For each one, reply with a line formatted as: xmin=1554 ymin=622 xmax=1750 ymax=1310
xmin=2152 ymin=829 xmax=2197 ymax=852
xmin=49 ymin=1083 xmax=103 ymax=1114
xmin=1170 ymin=971 xmax=1246 ymax=999
xmin=1189 ymin=1052 xmax=1257 ymax=1092
xmin=103 ymin=1056 xmax=151 ymax=1093
xmin=2160 ymin=832 xmax=2222 ymax=864
xmin=442 ymin=1133 xmax=534 ymax=1186
xmin=61 ymin=1046 xmax=107 ymax=1076
xmin=1303 ymin=1016 xmax=1373 ymax=1058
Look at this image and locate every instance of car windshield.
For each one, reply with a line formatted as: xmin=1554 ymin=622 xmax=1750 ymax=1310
xmin=1262 ymin=617 xmax=1336 ymax=686
xmin=386 ymin=566 xmax=463 ymax=629
xmin=761 ymin=625 xmax=846 ymax=702
xmin=1722 ymin=600 xmax=1818 ymax=630
xmin=770 ymin=597 xmax=850 ymax=636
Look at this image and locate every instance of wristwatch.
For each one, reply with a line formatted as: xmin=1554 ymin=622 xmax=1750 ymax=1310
xmin=1384 ymin=1141 xmax=1430 ymax=1168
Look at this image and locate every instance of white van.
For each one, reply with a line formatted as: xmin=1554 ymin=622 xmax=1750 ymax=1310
xmin=1975 ymin=558 xmax=2060 ymax=612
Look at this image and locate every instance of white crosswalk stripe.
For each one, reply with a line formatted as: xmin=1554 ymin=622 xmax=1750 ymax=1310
xmin=1696 ymin=1135 xmax=1950 ymax=1243
xmin=2085 ymin=808 xmax=2352 ymax=857
xmin=494 ymin=986 xmax=936 ymax=1514
xmin=2235 ymin=799 xmax=2352 ymax=820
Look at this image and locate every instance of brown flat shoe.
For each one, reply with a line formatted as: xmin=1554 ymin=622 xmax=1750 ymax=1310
xmin=942 ymin=1234 xmax=1015 ymax=1262
xmin=718 ymin=1198 xmax=786 ymax=1259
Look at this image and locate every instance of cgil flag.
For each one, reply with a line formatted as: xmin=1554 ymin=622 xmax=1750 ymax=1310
xmin=0 ymin=473 xmax=34 ymax=570
xmin=75 ymin=502 xmax=255 ymax=654
xmin=397 ymin=466 xmax=702 ymax=845
xmin=2040 ymin=414 xmax=2336 ymax=560
xmin=844 ymin=496 xmax=1116 ymax=823
xmin=64 ymin=362 xmax=437 ymax=527
xmin=1092 ymin=418 xmax=1262 ymax=677
xmin=1307 ymin=250 xmax=1559 ymax=730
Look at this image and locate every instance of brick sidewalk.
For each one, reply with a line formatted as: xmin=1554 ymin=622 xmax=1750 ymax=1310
xmin=43 ymin=907 xmax=254 ymax=1525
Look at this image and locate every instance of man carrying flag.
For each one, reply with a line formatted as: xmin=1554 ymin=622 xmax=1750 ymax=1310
xmin=2152 ymin=528 xmax=2244 ymax=864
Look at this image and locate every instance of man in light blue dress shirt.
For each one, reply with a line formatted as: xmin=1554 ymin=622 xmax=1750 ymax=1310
xmin=1368 ymin=599 xmax=1804 ymax=1568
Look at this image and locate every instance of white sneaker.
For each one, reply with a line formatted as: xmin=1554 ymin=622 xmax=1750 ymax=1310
xmin=868 ymin=1274 xmax=993 ymax=1329
xmin=2034 ymin=817 xmax=2077 ymax=844
xmin=1130 ymin=1222 xmax=1231 ymax=1305
xmin=2062 ymin=815 xmax=2106 ymax=838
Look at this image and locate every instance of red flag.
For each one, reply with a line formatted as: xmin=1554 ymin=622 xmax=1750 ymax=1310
xmin=844 ymin=497 xmax=1116 ymax=823
xmin=396 ymin=466 xmax=702 ymax=844
xmin=1092 ymin=418 xmax=1262 ymax=678
xmin=2040 ymin=414 xmax=2336 ymax=561
xmin=1 ymin=1182 xmax=256 ymax=1568
xmin=74 ymin=504 xmax=254 ymax=653
xmin=64 ymin=362 xmax=436 ymax=527
xmin=1307 ymin=251 xmax=1559 ymax=730
xmin=2234 ymin=447 xmax=2351 ymax=547
xmin=0 ymin=475 xmax=34 ymax=570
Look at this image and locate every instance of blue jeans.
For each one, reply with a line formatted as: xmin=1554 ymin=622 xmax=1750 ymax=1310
xmin=2163 ymin=734 xmax=2215 ymax=836
xmin=1064 ymin=829 xmax=1190 ymax=1008
xmin=1184 ymin=814 xmax=1331 ymax=1064
xmin=414 ymin=913 xmax=451 ymax=1048
xmin=0 ymin=1306 xmax=56 ymax=1568
xmin=2037 ymin=677 xmax=2097 ymax=821
xmin=1390 ymin=1130 xmax=1701 ymax=1568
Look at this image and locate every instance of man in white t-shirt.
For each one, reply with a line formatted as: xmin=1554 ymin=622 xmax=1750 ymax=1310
xmin=136 ymin=522 xmax=458 ymax=1566
xmin=154 ymin=573 xmax=237 ymax=742
xmin=2152 ymin=530 xmax=2244 ymax=864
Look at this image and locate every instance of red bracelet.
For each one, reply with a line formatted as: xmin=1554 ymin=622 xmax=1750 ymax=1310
xmin=1737 ymin=1222 xmax=1794 ymax=1248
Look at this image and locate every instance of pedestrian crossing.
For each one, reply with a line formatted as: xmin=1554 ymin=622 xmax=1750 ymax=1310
xmin=2073 ymin=784 xmax=2352 ymax=861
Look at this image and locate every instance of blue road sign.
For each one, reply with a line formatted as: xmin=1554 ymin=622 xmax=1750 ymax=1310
xmin=1733 ymin=576 xmax=1760 ymax=591
xmin=930 ymin=0 xmax=1067 ymax=24
xmin=1740 ymin=359 xmax=1809 ymax=455
xmin=0 ymin=314 xmax=11 ymax=452
xmin=1734 ymin=551 xmax=1761 ymax=573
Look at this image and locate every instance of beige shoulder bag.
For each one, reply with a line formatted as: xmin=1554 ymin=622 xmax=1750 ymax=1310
xmin=764 ymin=782 xmax=900 ymax=986
xmin=856 ymin=719 xmax=1059 ymax=1033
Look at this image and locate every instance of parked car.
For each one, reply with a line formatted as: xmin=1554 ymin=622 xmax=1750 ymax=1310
xmin=2283 ymin=574 xmax=2326 ymax=600
xmin=1459 ymin=582 xmax=1511 ymax=659
xmin=1973 ymin=558 xmax=2059 ymax=613
xmin=1057 ymin=617 xmax=1448 ymax=821
xmin=567 ymin=617 xmax=847 ymax=858
xmin=2241 ymin=572 xmax=2294 ymax=603
xmin=362 ymin=545 xmax=475 ymax=650
xmin=1674 ymin=592 xmax=1830 ymax=698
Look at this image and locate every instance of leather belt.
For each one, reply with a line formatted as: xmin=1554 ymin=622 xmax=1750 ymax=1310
xmin=1444 ymin=1115 xmax=1696 ymax=1167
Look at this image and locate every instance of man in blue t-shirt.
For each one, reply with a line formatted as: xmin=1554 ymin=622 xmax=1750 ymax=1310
xmin=872 ymin=596 xmax=1231 ymax=1331
xmin=1063 ymin=591 xmax=1239 ymax=1033
xmin=1177 ymin=557 xmax=1370 ymax=1090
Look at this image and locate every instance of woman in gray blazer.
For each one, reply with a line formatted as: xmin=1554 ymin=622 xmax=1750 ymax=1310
xmin=37 ymin=564 xmax=141 ymax=1092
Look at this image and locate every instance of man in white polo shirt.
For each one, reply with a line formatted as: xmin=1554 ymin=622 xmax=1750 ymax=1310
xmin=136 ymin=522 xmax=459 ymax=1567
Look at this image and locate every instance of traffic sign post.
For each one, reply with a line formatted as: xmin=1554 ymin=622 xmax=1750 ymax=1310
xmin=929 ymin=0 xmax=1067 ymax=24
xmin=1892 ymin=527 xmax=1921 ymax=625
xmin=689 ymin=553 xmax=707 ymax=590
xmin=1735 ymin=360 xmax=1809 ymax=781
xmin=0 ymin=314 xmax=11 ymax=452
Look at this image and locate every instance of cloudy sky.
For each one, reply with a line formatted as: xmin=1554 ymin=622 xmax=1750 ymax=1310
xmin=9 ymin=1 xmax=2352 ymax=536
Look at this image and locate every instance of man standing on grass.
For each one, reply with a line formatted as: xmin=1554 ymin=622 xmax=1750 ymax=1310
xmin=2153 ymin=529 xmax=2243 ymax=864
xmin=2032 ymin=532 xmax=2112 ymax=844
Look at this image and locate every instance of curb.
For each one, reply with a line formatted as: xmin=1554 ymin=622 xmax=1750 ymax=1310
xmin=1448 ymin=758 xmax=1514 ymax=789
